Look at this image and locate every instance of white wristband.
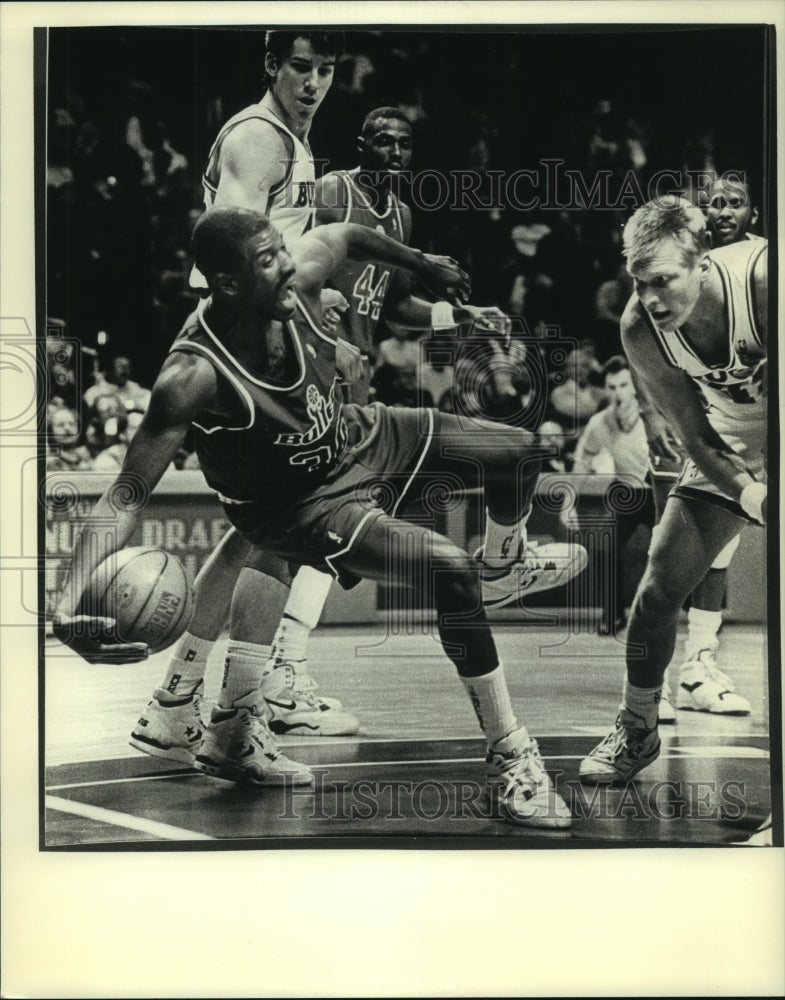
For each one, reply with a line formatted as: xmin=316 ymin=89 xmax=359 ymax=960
xmin=739 ymin=481 xmax=767 ymax=522
xmin=431 ymin=300 xmax=456 ymax=330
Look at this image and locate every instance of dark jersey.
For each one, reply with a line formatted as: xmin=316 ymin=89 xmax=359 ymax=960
xmin=170 ymin=297 xmax=347 ymax=513
xmin=323 ymin=169 xmax=407 ymax=357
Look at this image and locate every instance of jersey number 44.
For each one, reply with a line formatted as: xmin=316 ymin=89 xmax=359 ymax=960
xmin=353 ymin=264 xmax=391 ymax=320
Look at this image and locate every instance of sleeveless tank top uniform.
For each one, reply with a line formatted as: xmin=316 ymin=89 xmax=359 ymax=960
xmin=646 ymin=238 xmax=767 ymax=513
xmin=190 ymin=104 xmax=316 ymax=288
xmin=323 ymin=169 xmax=406 ymax=359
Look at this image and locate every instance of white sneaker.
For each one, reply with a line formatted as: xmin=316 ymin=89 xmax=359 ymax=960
xmin=263 ymin=664 xmax=360 ymax=737
xmin=129 ymin=682 xmax=206 ymax=764
xmin=476 ymin=541 xmax=588 ymax=609
xmin=266 ymin=657 xmax=343 ymax=710
xmin=659 ymin=678 xmax=676 ymax=724
xmin=194 ymin=690 xmax=313 ymax=786
xmin=734 ymin=814 xmax=773 ymax=847
xmin=486 ymin=728 xmax=571 ymax=829
xmin=676 ymin=650 xmax=751 ymax=715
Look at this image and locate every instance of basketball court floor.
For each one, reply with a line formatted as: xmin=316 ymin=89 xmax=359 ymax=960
xmin=42 ymin=613 xmax=778 ymax=849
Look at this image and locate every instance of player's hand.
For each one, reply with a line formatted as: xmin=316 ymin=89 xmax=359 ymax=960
xmin=642 ymin=411 xmax=682 ymax=463
xmin=420 ymin=253 xmax=471 ymax=303
xmin=455 ymin=304 xmax=512 ymax=339
xmin=335 ymin=337 xmax=363 ymax=385
xmin=320 ymin=288 xmax=350 ymax=335
xmin=51 ymin=613 xmax=149 ymax=665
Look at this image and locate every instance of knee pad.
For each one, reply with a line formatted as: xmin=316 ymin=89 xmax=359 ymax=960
xmin=711 ymin=534 xmax=740 ymax=570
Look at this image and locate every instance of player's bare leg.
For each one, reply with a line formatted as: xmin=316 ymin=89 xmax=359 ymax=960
xmin=341 ymin=514 xmax=571 ymax=828
xmin=423 ymin=415 xmax=588 ymax=608
xmin=581 ymin=496 xmax=748 ymax=785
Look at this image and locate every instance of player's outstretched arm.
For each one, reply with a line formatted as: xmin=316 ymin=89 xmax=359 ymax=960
xmin=386 ymin=287 xmax=512 ymax=336
xmin=52 ymin=354 xmax=217 ymax=663
xmin=622 ymin=309 xmax=766 ymax=522
xmin=294 ymin=222 xmax=472 ymax=304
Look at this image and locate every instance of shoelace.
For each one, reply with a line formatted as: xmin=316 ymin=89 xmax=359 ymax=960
xmin=595 ymin=723 xmax=635 ymax=760
xmin=497 ymin=741 xmax=544 ymax=791
xmin=293 ymin=672 xmax=319 ymax=695
xmin=241 ymin=709 xmax=282 ymax=757
xmin=268 ymin=665 xmax=323 ymax=707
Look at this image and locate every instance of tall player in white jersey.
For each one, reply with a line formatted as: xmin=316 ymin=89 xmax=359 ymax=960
xmin=643 ymin=175 xmax=763 ymax=721
xmin=579 ymin=197 xmax=768 ymax=797
xmin=129 ymin=31 xmax=366 ymax=767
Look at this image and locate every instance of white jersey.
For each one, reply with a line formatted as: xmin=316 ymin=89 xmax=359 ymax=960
xmin=191 ymin=103 xmax=316 ymax=288
xmin=647 ymin=238 xmax=767 ymax=426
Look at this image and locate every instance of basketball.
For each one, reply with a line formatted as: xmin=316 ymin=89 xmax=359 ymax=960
xmin=76 ymin=547 xmax=193 ymax=653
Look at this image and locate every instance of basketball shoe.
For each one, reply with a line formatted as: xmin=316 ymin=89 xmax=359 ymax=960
xmin=475 ymin=540 xmax=588 ymax=609
xmin=486 ymin=728 xmax=572 ymax=828
xmin=734 ymin=813 xmax=773 ymax=847
xmin=579 ymin=708 xmax=661 ymax=785
xmin=676 ymin=649 xmax=751 ymax=715
xmin=265 ymin=654 xmax=343 ymax=710
xmin=194 ymin=689 xmax=313 ymax=786
xmin=129 ymin=681 xmax=206 ymax=764
xmin=262 ymin=663 xmax=360 ymax=737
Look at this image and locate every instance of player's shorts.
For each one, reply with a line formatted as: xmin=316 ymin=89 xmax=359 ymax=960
xmin=222 ymin=402 xmax=441 ymax=588
xmin=671 ymin=411 xmax=766 ymax=521
xmin=648 ymin=440 xmax=688 ymax=481
xmin=648 ymin=438 xmax=688 ymax=515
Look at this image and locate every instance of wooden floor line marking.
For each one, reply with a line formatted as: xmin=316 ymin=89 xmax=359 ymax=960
xmin=47 ymin=773 xmax=195 ymax=791
xmin=45 ymin=794 xmax=215 ymax=840
xmin=46 ymin=746 xmax=770 ymax=791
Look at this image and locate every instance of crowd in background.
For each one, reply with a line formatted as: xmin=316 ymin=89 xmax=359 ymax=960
xmin=45 ymin=27 xmax=764 ymax=474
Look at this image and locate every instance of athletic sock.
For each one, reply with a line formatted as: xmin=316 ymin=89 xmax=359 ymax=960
xmin=461 ymin=664 xmax=519 ymax=747
xmin=268 ymin=615 xmax=311 ymax=668
xmin=156 ymin=632 xmax=214 ymax=702
xmin=685 ymin=607 xmax=722 ymax=661
xmin=482 ymin=507 xmax=531 ymax=568
xmin=219 ymin=641 xmax=271 ymax=709
xmin=622 ymin=679 xmax=661 ymax=730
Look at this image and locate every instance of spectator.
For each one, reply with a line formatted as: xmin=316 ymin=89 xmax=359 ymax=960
xmin=547 ymin=346 xmax=605 ymax=443
xmin=46 ymin=406 xmax=92 ymax=473
xmin=538 ymin=420 xmax=571 ymax=474
xmin=91 ymin=392 xmax=125 ymax=423
xmin=418 ymin=351 xmax=455 ymax=412
xmin=374 ymin=324 xmax=423 ymax=373
xmin=91 ymin=411 xmax=129 ymax=472
xmin=83 ymin=355 xmax=151 ymax=413
xmin=371 ymin=361 xmax=433 ymax=408
xmin=592 ymin=261 xmax=633 ymax=361
xmin=572 ymin=355 xmax=655 ymax=635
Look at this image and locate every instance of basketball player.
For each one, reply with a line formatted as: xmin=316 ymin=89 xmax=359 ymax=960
xmin=263 ymin=106 xmax=514 ymax=694
xmin=643 ymin=175 xmax=762 ymax=720
xmin=133 ymin=29 xmax=364 ymax=749
xmin=580 ymin=197 xmax=767 ymax=789
xmin=54 ymin=207 xmax=588 ymax=827
xmin=131 ymin=97 xmax=510 ymax=758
